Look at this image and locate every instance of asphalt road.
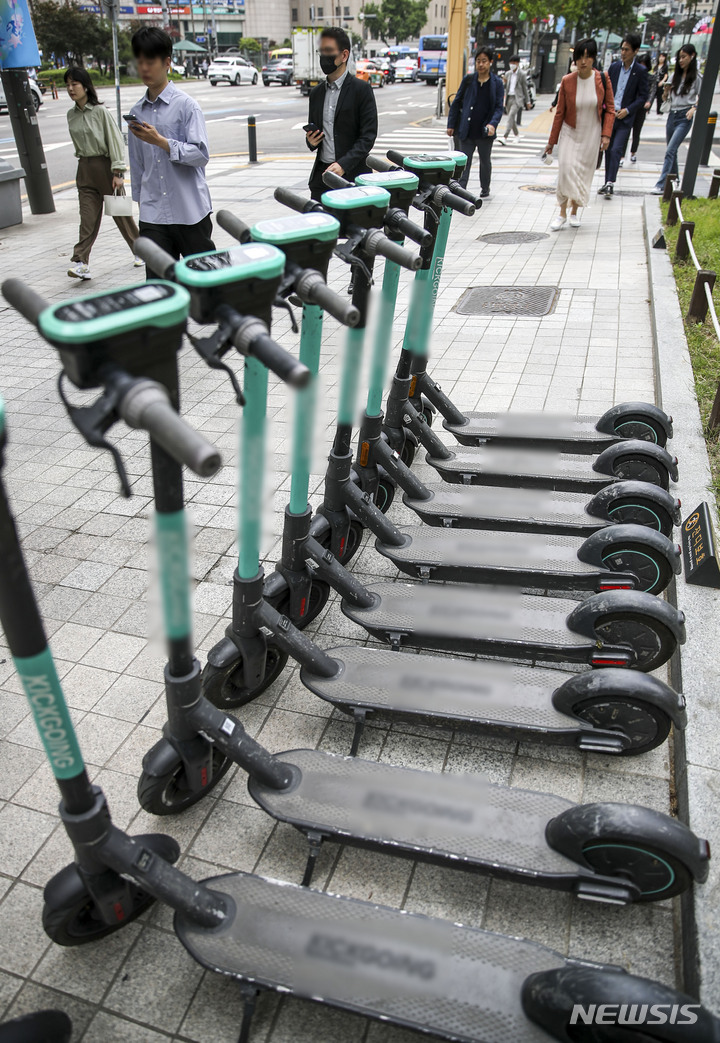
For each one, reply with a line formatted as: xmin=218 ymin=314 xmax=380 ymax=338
xmin=0 ymin=78 xmax=438 ymax=190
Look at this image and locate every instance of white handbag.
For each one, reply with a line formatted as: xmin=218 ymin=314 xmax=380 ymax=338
xmin=104 ymin=188 xmax=133 ymax=217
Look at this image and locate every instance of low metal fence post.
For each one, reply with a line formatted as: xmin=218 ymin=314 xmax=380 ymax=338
xmin=667 ymin=190 xmax=683 ymax=226
xmin=709 ymin=169 xmax=720 ymax=200
xmin=687 ymin=270 xmax=717 ymax=323
xmin=662 ymin=174 xmax=677 ymax=202
xmin=675 ymin=221 xmax=695 ymax=261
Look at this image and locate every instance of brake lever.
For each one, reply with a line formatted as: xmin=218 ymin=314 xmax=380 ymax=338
xmin=272 ymin=295 xmax=299 ymax=333
xmin=334 ymin=230 xmax=373 ymax=285
xmin=57 ymin=371 xmax=132 ymax=497
xmin=188 ymin=328 xmax=245 ymax=405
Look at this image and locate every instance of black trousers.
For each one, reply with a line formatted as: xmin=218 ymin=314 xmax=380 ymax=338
xmin=457 ymin=136 xmax=494 ymax=192
xmin=309 ymin=159 xmax=332 ymax=201
xmin=604 ymin=119 xmax=632 ymax=184
xmin=139 ymin=214 xmax=215 ymax=278
xmin=629 ymin=106 xmax=648 ymax=155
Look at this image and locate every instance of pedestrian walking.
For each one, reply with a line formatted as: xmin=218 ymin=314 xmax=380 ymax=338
xmin=655 ymin=53 xmax=669 ymax=114
xmin=544 ymin=38 xmax=615 ymax=230
xmin=127 ymin=27 xmax=215 ymax=275
xmin=651 ymin=44 xmax=701 ymax=194
xmin=499 ymin=54 xmax=532 ymax=144
xmin=446 ymin=46 xmax=504 ymax=199
xmin=621 ymin=52 xmax=655 ymax=166
xmin=201 ymin=58 xmax=208 ymax=78
xmin=64 ymin=66 xmax=140 ymax=281
xmin=305 ymin=26 xmax=378 ymax=201
xmin=597 ymin=34 xmax=649 ymax=199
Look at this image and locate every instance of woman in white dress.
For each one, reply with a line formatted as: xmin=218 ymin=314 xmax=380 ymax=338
xmin=543 ymin=38 xmax=615 ymax=230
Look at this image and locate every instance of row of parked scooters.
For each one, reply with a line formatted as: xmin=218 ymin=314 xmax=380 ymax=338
xmin=1 ymin=149 xmax=717 ymax=1042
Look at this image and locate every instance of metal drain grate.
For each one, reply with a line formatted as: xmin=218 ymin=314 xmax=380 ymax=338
xmin=455 ymin=285 xmax=559 ymax=316
xmin=478 ymin=231 xmax=549 ymax=244
xmin=520 ymin=185 xmax=556 ymax=193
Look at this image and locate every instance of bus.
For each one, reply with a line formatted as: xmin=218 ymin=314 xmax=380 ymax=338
xmin=378 ymin=45 xmax=419 ymax=63
xmin=417 ymin=34 xmax=474 ymax=84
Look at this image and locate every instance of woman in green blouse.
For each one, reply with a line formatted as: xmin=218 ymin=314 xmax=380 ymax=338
xmin=64 ymin=67 xmax=140 ymax=280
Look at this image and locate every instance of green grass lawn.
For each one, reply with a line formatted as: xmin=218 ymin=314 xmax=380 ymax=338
xmin=662 ymin=198 xmax=720 ymax=505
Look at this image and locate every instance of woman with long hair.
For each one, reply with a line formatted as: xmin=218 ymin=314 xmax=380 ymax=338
xmin=652 ymin=44 xmax=701 ymax=194
xmin=65 ymin=66 xmax=140 ymax=279
xmin=543 ymin=38 xmax=615 ymax=230
xmin=654 ymin=52 xmax=669 ymax=114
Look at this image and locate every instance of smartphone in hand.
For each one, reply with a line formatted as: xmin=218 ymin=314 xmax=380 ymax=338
xmin=303 ymin=123 xmax=320 ymax=134
xmin=123 ymin=114 xmax=141 ymax=125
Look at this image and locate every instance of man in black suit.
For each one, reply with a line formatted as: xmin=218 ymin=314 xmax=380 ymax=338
xmin=305 ymin=27 xmax=378 ymax=200
xmin=598 ymin=34 xmax=649 ymax=198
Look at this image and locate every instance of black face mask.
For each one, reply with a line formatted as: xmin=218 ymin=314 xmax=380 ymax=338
xmin=320 ymin=54 xmax=342 ymax=76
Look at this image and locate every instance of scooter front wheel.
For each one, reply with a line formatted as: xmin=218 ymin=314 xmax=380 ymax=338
xmin=274 ymin=578 xmax=331 ymax=629
xmin=138 ymin=746 xmax=233 ymax=816
xmin=572 ymin=695 xmax=672 ymax=754
xmin=202 ymin=644 xmax=289 ymax=710
xmin=374 ymin=477 xmax=396 ymax=514
xmin=316 ymin=519 xmax=365 ymax=565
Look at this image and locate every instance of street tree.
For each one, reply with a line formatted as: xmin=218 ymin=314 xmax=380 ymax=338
xmin=363 ymin=0 xmax=430 ymax=46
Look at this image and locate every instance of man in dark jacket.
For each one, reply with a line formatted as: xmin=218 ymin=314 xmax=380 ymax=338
xmin=305 ymin=27 xmax=378 ymax=200
xmin=447 ymin=46 xmax=504 ymax=198
xmin=598 ymin=33 xmax=649 ymax=197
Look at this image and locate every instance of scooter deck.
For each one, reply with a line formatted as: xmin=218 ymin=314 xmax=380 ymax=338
xmin=444 ymin=411 xmax=614 ymax=452
xmin=248 ymin=748 xmax=578 ymax=880
xmin=300 ymin=645 xmax=587 ymax=738
xmin=343 ymin=582 xmax=590 ymax=660
xmin=175 ymin=871 xmax=571 ymax=1043
xmin=375 ymin=526 xmax=631 ymax=589
xmin=425 ymin=446 xmax=617 ymax=492
xmin=403 ymin=485 xmax=612 ymax=534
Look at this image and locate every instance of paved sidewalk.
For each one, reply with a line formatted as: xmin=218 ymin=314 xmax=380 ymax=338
xmin=0 ymin=133 xmax=710 ymax=1041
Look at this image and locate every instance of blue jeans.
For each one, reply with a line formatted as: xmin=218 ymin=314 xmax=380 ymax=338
xmin=656 ymin=109 xmax=693 ymax=187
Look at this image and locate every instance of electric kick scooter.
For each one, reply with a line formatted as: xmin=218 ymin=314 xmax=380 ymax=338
xmin=346 ymin=156 xmax=681 ymax=539
xmin=0 ymin=349 xmax=715 ymax=1043
xmin=314 ymin=171 xmax=681 ymax=595
xmin=371 ymin=154 xmax=679 ymax=492
xmin=177 ymin=211 xmax=687 ymax=758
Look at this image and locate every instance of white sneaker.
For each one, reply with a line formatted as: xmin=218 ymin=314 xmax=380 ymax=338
xmin=133 ymin=256 xmax=145 ymax=267
xmin=619 ymin=158 xmax=624 ymax=167
xmin=569 ymin=213 xmax=581 ymax=228
xmin=550 ymin=215 xmax=566 ymax=231
xmin=67 ymin=262 xmax=91 ymax=280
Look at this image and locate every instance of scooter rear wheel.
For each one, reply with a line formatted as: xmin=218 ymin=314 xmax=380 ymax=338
xmin=606 ymin=495 xmax=675 ymax=537
xmin=600 ymin=540 xmax=674 ymax=595
xmin=572 ymin=695 xmax=672 ymax=754
xmin=202 ymin=644 xmax=289 ymax=710
xmin=612 ymin=412 xmax=667 ymax=447
xmin=594 ymin=612 xmax=676 ymax=672
xmin=138 ymin=746 xmax=233 ymax=816
xmin=610 ymin=451 xmax=670 ymax=490
xmin=581 ymin=840 xmax=692 ymax=900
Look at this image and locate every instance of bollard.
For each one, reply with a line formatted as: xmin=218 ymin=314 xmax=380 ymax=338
xmin=686 ymin=269 xmax=716 ymax=323
xmin=710 ymin=168 xmax=720 ymax=200
xmin=662 ymin=174 xmax=677 ymax=202
xmin=709 ymin=382 xmax=720 ymax=430
xmin=667 ymin=189 xmax=683 ymax=226
xmin=675 ymin=220 xmax=695 ymax=261
xmin=700 ymin=111 xmax=717 ymax=166
xmin=247 ymin=115 xmax=257 ymax=164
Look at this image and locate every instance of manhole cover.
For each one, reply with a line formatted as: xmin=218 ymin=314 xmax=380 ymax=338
xmin=520 ymin=185 xmax=556 ymax=193
xmin=478 ymin=231 xmax=549 ymax=244
xmin=455 ymin=285 xmax=559 ymax=316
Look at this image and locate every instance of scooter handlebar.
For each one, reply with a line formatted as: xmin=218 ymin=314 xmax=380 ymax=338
xmin=435 ymin=185 xmax=476 ymax=217
xmin=119 ymin=378 xmax=222 ymax=477
xmin=366 ymin=154 xmax=397 ymax=173
xmin=385 ymin=210 xmax=433 ymax=248
xmin=133 ymin=237 xmax=177 ymax=279
xmin=216 ymin=209 xmax=252 ymax=243
xmin=217 ymin=306 xmax=311 ymax=388
xmin=2 ymin=278 xmax=48 ymax=329
xmin=386 ymin=149 xmax=408 ymax=167
xmin=295 ymin=269 xmax=360 ymax=327
xmin=322 ymin=170 xmax=353 ymax=190
xmin=364 ymin=229 xmax=421 ymax=271
xmin=448 ymin=180 xmax=483 ymax=208
xmin=274 ymin=186 xmax=317 ymax=214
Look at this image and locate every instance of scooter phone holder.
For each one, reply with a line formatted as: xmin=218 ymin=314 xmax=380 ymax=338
xmin=38 ymin=282 xmax=190 ymax=390
xmin=174 ymin=242 xmax=285 ymax=326
xmin=356 ymin=170 xmax=419 ymax=213
xmin=251 ymin=212 xmax=340 ymax=281
xmin=320 ymin=185 xmax=390 ymax=236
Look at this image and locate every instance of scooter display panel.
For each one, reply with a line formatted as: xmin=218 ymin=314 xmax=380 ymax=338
xmin=249 ymin=748 xmax=578 ymax=876
xmin=176 ymin=871 xmax=572 ymax=1043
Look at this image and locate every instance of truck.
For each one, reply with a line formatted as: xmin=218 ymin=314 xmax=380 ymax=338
xmin=292 ymin=26 xmax=323 ymax=96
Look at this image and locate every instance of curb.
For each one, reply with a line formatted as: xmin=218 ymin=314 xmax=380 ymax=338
xmin=644 ymin=195 xmax=720 ymax=1015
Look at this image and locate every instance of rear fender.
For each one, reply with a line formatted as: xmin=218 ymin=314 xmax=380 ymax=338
xmin=595 ymin=401 xmax=673 ymax=441
xmin=585 ymin=481 xmax=681 ymax=526
xmin=594 ymin=440 xmax=679 ymax=484
xmin=552 ymin=669 xmax=687 ymax=729
xmin=567 ymin=590 xmax=686 ymax=645
xmin=576 ymin=524 xmax=681 ymax=575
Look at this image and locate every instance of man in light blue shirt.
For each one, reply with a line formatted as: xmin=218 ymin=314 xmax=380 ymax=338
xmin=128 ymin=27 xmax=215 ymax=273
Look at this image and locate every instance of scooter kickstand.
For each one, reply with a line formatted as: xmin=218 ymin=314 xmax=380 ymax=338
xmin=301 ymin=831 xmax=324 ymax=886
xmin=236 ymin=983 xmax=260 ymax=1043
xmin=350 ymin=709 xmax=367 ymax=756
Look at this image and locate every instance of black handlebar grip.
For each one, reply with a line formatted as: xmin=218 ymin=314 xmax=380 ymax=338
xmin=388 ymin=212 xmax=433 ymax=249
xmin=2 ymin=278 xmax=49 ymax=329
xmin=274 ymin=186 xmax=316 ymax=214
xmin=296 ymin=270 xmax=360 ymax=327
xmin=119 ymin=379 xmax=222 ymax=477
xmin=133 ymin=237 xmax=177 ymax=279
xmin=449 ymin=180 xmax=482 ymax=207
xmin=366 ymin=154 xmax=396 ymax=172
xmin=437 ymin=188 xmax=476 ymax=217
xmin=386 ymin=149 xmax=407 ymax=167
xmin=217 ymin=209 xmax=252 ymax=244
xmin=366 ymin=230 xmax=421 ymax=271
xmin=322 ymin=170 xmax=352 ymax=190
xmin=246 ymin=327 xmax=312 ymax=388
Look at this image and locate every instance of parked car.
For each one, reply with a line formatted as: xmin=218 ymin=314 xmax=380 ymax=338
xmin=208 ymin=56 xmax=258 ymax=86
xmin=393 ymin=58 xmax=418 ymax=82
xmin=0 ymin=77 xmax=42 ymax=112
xmin=355 ymin=60 xmax=384 ymax=88
xmin=262 ymin=57 xmax=293 ymax=86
